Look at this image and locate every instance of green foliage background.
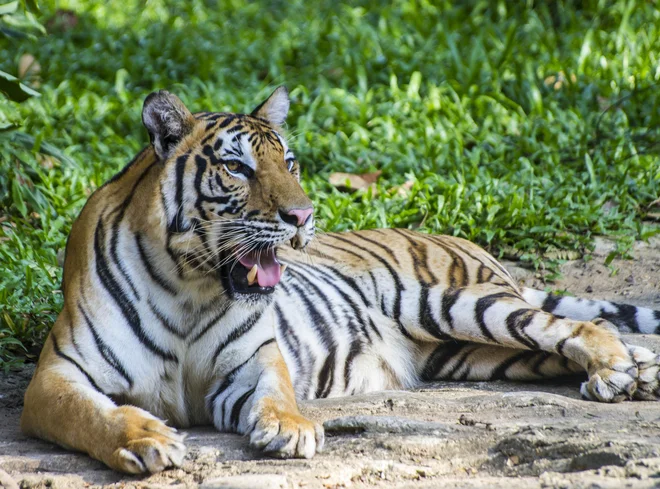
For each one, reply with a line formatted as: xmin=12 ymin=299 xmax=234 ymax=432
xmin=1 ymin=0 xmax=659 ymax=368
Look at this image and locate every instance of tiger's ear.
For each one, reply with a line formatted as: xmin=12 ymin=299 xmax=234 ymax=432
xmin=251 ymin=86 xmax=290 ymax=126
xmin=142 ymin=90 xmax=196 ymax=160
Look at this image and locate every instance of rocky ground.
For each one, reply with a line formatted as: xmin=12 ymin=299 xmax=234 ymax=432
xmin=1 ymin=237 xmax=659 ymax=489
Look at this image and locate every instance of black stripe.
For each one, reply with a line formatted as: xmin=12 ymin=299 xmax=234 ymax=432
xmin=344 ymin=338 xmax=362 ymax=390
xmin=491 ymin=351 xmax=537 ymax=380
xmin=274 ymin=304 xmax=307 ymax=389
xmin=289 ymin=263 xmax=374 ymax=342
xmin=541 ymin=293 xmax=562 ymax=313
xmin=194 ymin=155 xmax=210 ymax=222
xmin=322 ymin=265 xmax=373 ymax=309
xmin=94 ymin=220 xmax=178 ymax=363
xmin=328 ymin=235 xmax=410 ymax=339
xmin=213 ymin=310 xmax=265 ymax=366
xmin=51 ymin=333 xmax=104 ymax=394
xmin=103 ymin=147 xmax=148 ymax=187
xmin=441 ymin=287 xmax=463 ymax=327
xmin=218 ymin=115 xmax=235 ymax=128
xmin=317 ymin=265 xmax=382 ymax=340
xmin=421 ymin=341 xmax=468 ymax=381
xmin=444 ymin=346 xmax=476 ymax=379
xmin=306 ymin=246 xmax=335 ymax=260
xmin=315 ymin=352 xmax=336 ymax=399
xmin=475 ymin=292 xmax=520 ymax=343
xmin=505 ymin=308 xmax=540 ymax=349
xmin=600 ymin=304 xmax=640 ymax=333
xmin=284 ymin=265 xmax=341 ymax=324
xmin=170 ymin=153 xmax=190 ymax=233
xmin=136 ymin=233 xmax=177 ymax=295
xmin=230 ymin=386 xmax=256 ymax=429
xmin=286 ymin=281 xmax=338 ymax=397
xmin=105 ymin=162 xmax=158 ymax=302
xmin=108 ymin=223 xmax=140 ymax=302
xmin=418 ymin=235 xmax=470 ymax=288
xmin=78 ymin=303 xmax=134 ymax=387
xmin=351 ymin=232 xmax=400 ymax=265
xmin=317 ymin=240 xmax=368 ymax=263
xmin=419 ymin=286 xmax=453 ymax=340
xmin=555 ymin=337 xmax=568 ymax=356
xmin=148 ymin=300 xmax=187 ymax=339
xmin=208 ymin=338 xmax=275 ymax=412
xmin=201 ymin=132 xmax=215 ymax=144
xmin=189 ymin=304 xmax=232 ymax=343
xmin=393 ymin=229 xmax=438 ymax=286
xmin=531 ymin=351 xmax=552 ymax=376
xmin=67 ymin=317 xmax=85 ymax=360
xmin=421 ymin=233 xmax=512 ymax=285
xmin=477 ymin=264 xmax=493 ymax=283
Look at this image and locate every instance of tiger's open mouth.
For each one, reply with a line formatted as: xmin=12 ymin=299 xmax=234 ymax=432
xmin=224 ymin=247 xmax=286 ymax=296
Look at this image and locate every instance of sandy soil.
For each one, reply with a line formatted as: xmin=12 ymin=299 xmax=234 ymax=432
xmin=1 ymin=237 xmax=659 ymax=489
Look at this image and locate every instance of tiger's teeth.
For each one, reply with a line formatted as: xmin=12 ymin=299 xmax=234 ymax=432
xmin=247 ymin=264 xmax=258 ymax=285
xmin=280 ymin=264 xmax=287 ymax=277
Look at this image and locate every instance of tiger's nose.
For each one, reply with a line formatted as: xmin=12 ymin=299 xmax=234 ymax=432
xmin=279 ymin=207 xmax=313 ymax=227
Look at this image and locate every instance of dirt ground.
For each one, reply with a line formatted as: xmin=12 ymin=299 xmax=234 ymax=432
xmin=1 ymin=237 xmax=659 ymax=489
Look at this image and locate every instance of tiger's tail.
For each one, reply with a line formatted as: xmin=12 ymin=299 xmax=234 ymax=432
xmin=522 ymin=288 xmax=660 ymax=335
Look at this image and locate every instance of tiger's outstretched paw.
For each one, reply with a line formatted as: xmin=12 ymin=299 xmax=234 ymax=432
xmin=248 ymin=400 xmax=324 ymax=459
xmin=628 ymin=344 xmax=660 ymax=401
xmin=109 ymin=406 xmax=186 ymax=474
xmin=580 ymin=360 xmax=638 ymax=403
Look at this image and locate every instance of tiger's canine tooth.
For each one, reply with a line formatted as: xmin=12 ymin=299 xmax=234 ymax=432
xmin=280 ymin=264 xmax=287 ymax=277
xmin=247 ymin=264 xmax=258 ymax=285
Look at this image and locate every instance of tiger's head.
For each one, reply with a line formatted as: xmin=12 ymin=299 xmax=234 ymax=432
xmin=142 ymin=87 xmax=314 ymax=299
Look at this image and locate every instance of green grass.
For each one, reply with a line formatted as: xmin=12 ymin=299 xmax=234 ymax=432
xmin=1 ymin=0 xmax=659 ymax=368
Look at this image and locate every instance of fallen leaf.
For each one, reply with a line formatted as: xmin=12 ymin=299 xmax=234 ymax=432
xmin=393 ymin=179 xmax=414 ymax=197
xmin=543 ymin=71 xmax=576 ymax=90
xmin=329 ymin=171 xmax=381 ymax=193
xmin=18 ymin=54 xmax=41 ymax=82
xmin=36 ymin=154 xmax=58 ymax=170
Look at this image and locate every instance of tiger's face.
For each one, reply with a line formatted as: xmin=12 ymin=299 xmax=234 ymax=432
xmin=142 ymin=87 xmax=314 ymax=299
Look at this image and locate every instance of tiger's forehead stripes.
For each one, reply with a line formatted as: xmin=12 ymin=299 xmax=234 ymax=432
xmin=195 ymin=112 xmax=289 ymax=170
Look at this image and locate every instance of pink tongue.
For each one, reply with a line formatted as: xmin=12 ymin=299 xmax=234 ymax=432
xmin=238 ymin=249 xmax=281 ymax=287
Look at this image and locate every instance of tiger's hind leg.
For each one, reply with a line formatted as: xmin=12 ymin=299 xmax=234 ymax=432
xmin=420 ymin=342 xmax=583 ymax=382
xmin=426 ymin=283 xmax=660 ymax=401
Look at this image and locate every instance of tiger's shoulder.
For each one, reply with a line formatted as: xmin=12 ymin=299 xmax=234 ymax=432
xmin=283 ymin=228 xmax=516 ymax=290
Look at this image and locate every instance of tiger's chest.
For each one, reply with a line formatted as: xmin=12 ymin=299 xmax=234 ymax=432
xmin=120 ymin=296 xmax=276 ymax=427
xmin=115 ymin=268 xmax=416 ymax=425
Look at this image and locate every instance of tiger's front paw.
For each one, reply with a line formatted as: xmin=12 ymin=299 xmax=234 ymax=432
xmin=108 ymin=406 xmax=186 ymax=474
xmin=247 ymin=400 xmax=324 ymax=459
xmin=580 ymin=362 xmax=637 ymax=403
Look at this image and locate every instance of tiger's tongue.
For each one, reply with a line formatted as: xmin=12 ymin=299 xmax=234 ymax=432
xmin=238 ymin=249 xmax=281 ymax=287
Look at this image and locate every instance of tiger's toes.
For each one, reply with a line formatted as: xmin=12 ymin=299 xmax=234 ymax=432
xmin=628 ymin=344 xmax=660 ymax=401
xmin=248 ymin=403 xmax=324 ymax=459
xmin=109 ymin=407 xmax=187 ymax=474
xmin=581 ymin=361 xmax=638 ymax=403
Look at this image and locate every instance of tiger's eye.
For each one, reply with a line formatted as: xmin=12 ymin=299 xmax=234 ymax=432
xmin=225 ymin=161 xmax=240 ymax=172
xmin=287 ymin=159 xmax=295 ymax=172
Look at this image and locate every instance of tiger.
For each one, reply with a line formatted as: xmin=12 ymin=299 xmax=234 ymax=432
xmin=21 ymin=86 xmax=660 ymax=474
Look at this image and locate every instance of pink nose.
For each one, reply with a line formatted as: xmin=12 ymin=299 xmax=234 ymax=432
xmin=280 ymin=207 xmax=314 ymax=227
